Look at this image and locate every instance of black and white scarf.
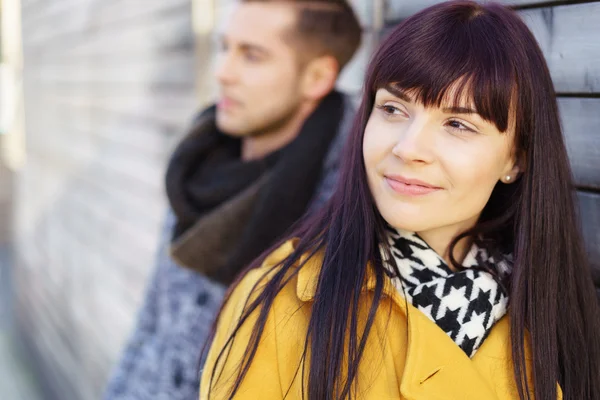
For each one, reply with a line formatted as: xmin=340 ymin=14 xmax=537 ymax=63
xmin=381 ymin=227 xmax=512 ymax=357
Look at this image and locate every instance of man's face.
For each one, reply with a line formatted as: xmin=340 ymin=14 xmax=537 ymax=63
xmin=215 ymin=3 xmax=305 ymax=137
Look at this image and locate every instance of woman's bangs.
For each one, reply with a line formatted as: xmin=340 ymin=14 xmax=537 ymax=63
xmin=370 ymin=16 xmax=517 ymax=133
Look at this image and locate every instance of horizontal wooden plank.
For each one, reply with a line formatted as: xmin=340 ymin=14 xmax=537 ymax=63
xmin=521 ymin=3 xmax=600 ymax=93
xmin=383 ymin=2 xmax=600 ymax=94
xmin=20 ymin=0 xmax=95 ymax=27
xmin=22 ymin=1 xmax=191 ymax=48
xmin=28 ymin=244 xmax=110 ymax=400
xmin=14 ymin=316 xmax=83 ymax=400
xmin=21 ymin=299 xmax=94 ymax=400
xmin=578 ymin=191 xmax=600 ymax=287
xmin=24 ymin=138 xmax=165 ymax=200
xmin=22 ymin=1 xmax=105 ymax=46
xmin=55 ymin=202 xmax=157 ymax=293
xmin=71 ymin=173 xmax=166 ymax=230
xmin=24 ymin=10 xmax=193 ymax=59
xmin=14 ymin=280 xmax=78 ymax=362
xmin=67 ymin=186 xmax=161 ymax=258
xmin=19 ymin=146 xmax=165 ymax=237
xmin=30 ymin=89 xmax=198 ymax=128
xmin=502 ymin=0 xmax=570 ymax=5
xmin=22 ymin=0 xmax=189 ymax=34
xmin=60 ymin=106 xmax=181 ymax=159
xmin=558 ymin=98 xmax=600 ymax=190
xmin=20 ymin=0 xmax=45 ymax=11
xmin=32 ymin=53 xmax=194 ymax=86
xmin=384 ymin=0 xmax=585 ymax=22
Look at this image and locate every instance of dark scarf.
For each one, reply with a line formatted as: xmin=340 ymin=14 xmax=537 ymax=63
xmin=165 ymin=91 xmax=345 ymax=284
xmin=381 ymin=227 xmax=512 ymax=357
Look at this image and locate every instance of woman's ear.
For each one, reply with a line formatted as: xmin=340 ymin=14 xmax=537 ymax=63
xmin=501 ymin=150 xmax=526 ymax=184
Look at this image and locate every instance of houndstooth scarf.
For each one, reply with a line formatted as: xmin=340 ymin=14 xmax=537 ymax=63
xmin=380 ymin=226 xmax=512 ymax=357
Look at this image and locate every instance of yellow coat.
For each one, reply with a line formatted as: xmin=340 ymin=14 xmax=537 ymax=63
xmin=200 ymin=240 xmax=562 ymax=399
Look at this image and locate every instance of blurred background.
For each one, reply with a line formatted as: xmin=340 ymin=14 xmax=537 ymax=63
xmin=0 ymin=0 xmax=598 ymax=399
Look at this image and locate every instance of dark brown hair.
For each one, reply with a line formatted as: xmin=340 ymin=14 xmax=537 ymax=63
xmin=206 ymin=2 xmax=600 ymax=399
xmin=242 ymin=0 xmax=362 ymax=71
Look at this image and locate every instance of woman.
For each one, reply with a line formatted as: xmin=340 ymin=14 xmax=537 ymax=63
xmin=200 ymin=2 xmax=600 ymax=399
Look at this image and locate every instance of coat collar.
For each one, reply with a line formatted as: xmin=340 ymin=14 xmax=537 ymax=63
xmin=271 ymin=240 xmax=558 ymax=399
xmin=291 ymin=242 xmax=497 ymax=398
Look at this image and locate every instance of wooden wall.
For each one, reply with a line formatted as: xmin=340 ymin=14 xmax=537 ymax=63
xmin=11 ymin=0 xmax=599 ymax=399
xmin=14 ymin=0 xmax=198 ymax=398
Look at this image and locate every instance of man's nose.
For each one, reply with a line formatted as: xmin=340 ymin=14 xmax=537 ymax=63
xmin=214 ymin=52 xmax=237 ymax=84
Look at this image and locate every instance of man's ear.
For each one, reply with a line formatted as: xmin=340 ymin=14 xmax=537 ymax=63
xmin=300 ymin=55 xmax=339 ymax=101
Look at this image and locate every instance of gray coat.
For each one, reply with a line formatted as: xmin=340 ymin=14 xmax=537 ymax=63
xmin=103 ymin=97 xmax=355 ymax=400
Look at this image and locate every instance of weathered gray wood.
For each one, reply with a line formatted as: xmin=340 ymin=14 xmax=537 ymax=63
xmin=44 ymin=89 xmax=197 ymax=127
xmin=24 ymin=10 xmax=193 ymax=57
xmin=383 ymin=2 xmax=600 ymax=94
xmin=520 ymin=3 xmax=600 ymax=93
xmin=384 ymin=0 xmax=568 ymax=22
xmin=337 ymin=32 xmax=376 ymax=96
xmin=558 ymin=97 xmax=600 ymax=190
xmin=22 ymin=0 xmax=190 ymax=47
xmin=34 ymin=54 xmax=194 ymax=87
xmin=16 ymin=0 xmax=198 ymax=398
xmin=578 ymin=191 xmax=600 ymax=286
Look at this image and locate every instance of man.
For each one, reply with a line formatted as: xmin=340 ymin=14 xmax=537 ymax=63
xmin=104 ymin=1 xmax=361 ymax=399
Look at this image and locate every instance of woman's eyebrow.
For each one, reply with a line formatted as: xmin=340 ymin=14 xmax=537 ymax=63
xmin=383 ymin=84 xmax=412 ymax=103
xmin=442 ymin=106 xmax=479 ymax=115
xmin=382 ymin=84 xmax=480 ymax=116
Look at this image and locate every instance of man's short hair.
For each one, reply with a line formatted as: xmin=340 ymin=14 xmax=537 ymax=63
xmin=243 ymin=0 xmax=362 ymax=71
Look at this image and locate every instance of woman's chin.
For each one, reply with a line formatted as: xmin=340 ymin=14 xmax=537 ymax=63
xmin=380 ymin=212 xmax=431 ymax=234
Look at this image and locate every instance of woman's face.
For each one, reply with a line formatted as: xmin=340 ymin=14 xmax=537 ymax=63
xmin=363 ymin=84 xmax=519 ymax=252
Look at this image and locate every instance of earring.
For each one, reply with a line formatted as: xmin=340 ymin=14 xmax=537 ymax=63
xmin=505 ymin=175 xmax=512 ymax=182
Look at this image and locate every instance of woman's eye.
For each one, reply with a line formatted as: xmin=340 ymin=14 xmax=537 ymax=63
xmin=376 ymin=104 xmax=405 ymax=117
xmin=447 ymin=119 xmax=476 ymax=133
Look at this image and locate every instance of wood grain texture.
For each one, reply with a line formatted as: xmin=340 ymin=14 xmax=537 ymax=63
xmin=520 ymin=3 xmax=600 ymax=93
xmin=383 ymin=2 xmax=600 ymax=94
xmin=14 ymin=0 xmax=198 ymax=399
xmin=383 ymin=0 xmax=591 ymax=21
xmin=558 ymin=97 xmax=600 ymax=190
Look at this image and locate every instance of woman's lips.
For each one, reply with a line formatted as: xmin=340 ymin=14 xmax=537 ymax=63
xmin=384 ymin=175 xmax=442 ymax=196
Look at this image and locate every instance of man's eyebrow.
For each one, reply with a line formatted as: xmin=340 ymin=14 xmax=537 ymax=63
xmin=238 ymin=42 xmax=270 ymax=56
xmin=219 ymin=35 xmax=271 ymax=56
